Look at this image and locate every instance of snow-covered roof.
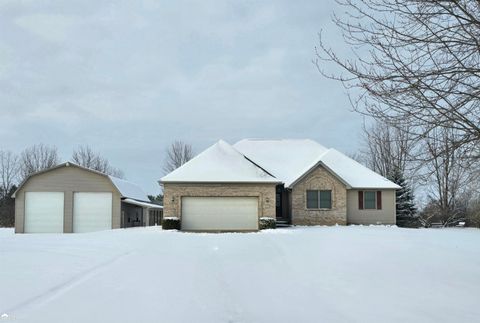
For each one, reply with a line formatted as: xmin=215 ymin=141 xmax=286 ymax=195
xmin=160 ymin=140 xmax=281 ymax=184
xmin=234 ymin=139 xmax=400 ymax=189
xmin=295 ymin=149 xmax=401 ymax=189
xmin=234 ymin=139 xmax=329 ymax=187
xmin=123 ymin=198 xmax=163 ymax=209
xmin=108 ymin=176 xmax=150 ymax=202
xmin=12 ymin=161 xmax=153 ymax=200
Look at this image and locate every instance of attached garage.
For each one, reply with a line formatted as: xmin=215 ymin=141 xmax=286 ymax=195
xmin=73 ymin=192 xmax=113 ymax=233
xmin=160 ymin=140 xmax=280 ymax=232
xmin=13 ymin=162 xmax=162 ymax=233
xmin=24 ymin=192 xmax=64 ymax=233
xmin=181 ymin=197 xmax=259 ymax=231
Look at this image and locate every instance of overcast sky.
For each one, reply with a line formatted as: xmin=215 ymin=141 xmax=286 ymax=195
xmin=0 ymin=0 xmax=364 ymax=195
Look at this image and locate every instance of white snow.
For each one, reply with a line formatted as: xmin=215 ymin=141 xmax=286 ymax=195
xmin=234 ymin=139 xmax=329 ymax=187
xmin=234 ymin=139 xmax=400 ymax=189
xmin=108 ymin=176 xmax=150 ymax=201
xmin=1 ymin=226 xmax=479 ymax=323
xmin=161 ymin=140 xmax=280 ymax=183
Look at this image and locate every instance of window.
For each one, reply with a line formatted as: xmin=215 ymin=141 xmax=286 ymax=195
xmin=364 ymin=191 xmax=376 ymax=209
xmin=320 ymin=190 xmax=332 ymax=209
xmin=307 ymin=190 xmax=318 ymax=209
xmin=306 ymin=190 xmax=332 ymax=209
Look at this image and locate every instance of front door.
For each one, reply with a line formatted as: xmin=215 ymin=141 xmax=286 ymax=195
xmin=276 ymin=185 xmax=283 ymax=219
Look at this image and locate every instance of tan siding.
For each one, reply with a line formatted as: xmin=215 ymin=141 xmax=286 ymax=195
xmin=291 ymin=165 xmax=347 ymax=225
xmin=162 ymin=183 xmax=276 ymax=225
xmin=15 ymin=166 xmax=121 ymax=233
xmin=346 ymin=190 xmax=396 ymax=225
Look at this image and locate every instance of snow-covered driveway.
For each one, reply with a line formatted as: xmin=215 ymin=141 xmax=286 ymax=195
xmin=0 ymin=226 xmax=479 ymax=323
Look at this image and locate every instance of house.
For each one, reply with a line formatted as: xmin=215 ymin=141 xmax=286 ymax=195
xmin=13 ymin=162 xmax=163 ymax=233
xmin=160 ymin=139 xmax=400 ymax=231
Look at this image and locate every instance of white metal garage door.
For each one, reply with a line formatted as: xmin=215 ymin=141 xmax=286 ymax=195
xmin=73 ymin=192 xmax=112 ymax=233
xmin=25 ymin=192 xmax=64 ymax=233
xmin=181 ymin=197 xmax=259 ymax=231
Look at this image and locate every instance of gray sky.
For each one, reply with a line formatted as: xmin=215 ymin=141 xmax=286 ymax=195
xmin=0 ymin=0 xmax=364 ymax=195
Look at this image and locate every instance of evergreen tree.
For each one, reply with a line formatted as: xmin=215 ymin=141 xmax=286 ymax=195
xmin=388 ymin=168 xmax=418 ymax=227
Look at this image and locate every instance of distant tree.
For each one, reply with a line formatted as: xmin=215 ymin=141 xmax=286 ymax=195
xmin=0 ymin=185 xmax=16 ymax=227
xmin=148 ymin=194 xmax=164 ymax=206
xmin=163 ymin=141 xmax=193 ymax=174
xmin=422 ymin=126 xmax=475 ymax=226
xmin=388 ymin=167 xmax=418 ymax=227
xmin=0 ymin=150 xmax=20 ymax=200
xmin=359 ymin=120 xmax=418 ymax=178
xmin=72 ymin=145 xmax=124 ymax=178
xmin=466 ymin=198 xmax=480 ymax=228
xmin=20 ymin=144 xmax=59 ymax=180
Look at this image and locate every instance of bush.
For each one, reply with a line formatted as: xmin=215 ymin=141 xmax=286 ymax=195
xmin=397 ymin=216 xmax=422 ymax=228
xmin=259 ymin=217 xmax=276 ymax=230
xmin=162 ymin=217 xmax=180 ymax=230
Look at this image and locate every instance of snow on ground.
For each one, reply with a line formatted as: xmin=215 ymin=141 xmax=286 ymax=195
xmin=0 ymin=226 xmax=479 ymax=323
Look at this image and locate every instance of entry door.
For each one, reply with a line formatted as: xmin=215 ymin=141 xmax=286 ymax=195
xmin=25 ymin=192 xmax=64 ymax=233
xmin=181 ymin=197 xmax=259 ymax=231
xmin=73 ymin=192 xmax=112 ymax=233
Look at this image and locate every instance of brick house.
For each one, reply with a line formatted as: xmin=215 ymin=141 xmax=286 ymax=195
xmin=160 ymin=139 xmax=400 ymax=231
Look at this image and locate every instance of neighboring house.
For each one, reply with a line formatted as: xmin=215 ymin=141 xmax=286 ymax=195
xmin=160 ymin=139 xmax=400 ymax=231
xmin=13 ymin=162 xmax=162 ymax=233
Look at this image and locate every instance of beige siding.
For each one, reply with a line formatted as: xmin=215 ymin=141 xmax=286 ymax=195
xmin=162 ymin=183 xmax=276 ymax=226
xmin=291 ymin=165 xmax=347 ymax=225
xmin=346 ymin=190 xmax=396 ymax=225
xmin=15 ymin=166 xmax=122 ymax=233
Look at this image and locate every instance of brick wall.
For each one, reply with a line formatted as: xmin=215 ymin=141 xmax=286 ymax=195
xmin=291 ymin=165 xmax=347 ymax=225
xmin=162 ymin=183 xmax=276 ymax=220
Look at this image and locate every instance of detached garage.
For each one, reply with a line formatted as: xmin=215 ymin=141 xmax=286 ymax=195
xmin=13 ymin=162 xmax=162 ymax=233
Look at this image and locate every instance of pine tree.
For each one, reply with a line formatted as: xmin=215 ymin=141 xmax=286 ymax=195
xmin=388 ymin=168 xmax=418 ymax=227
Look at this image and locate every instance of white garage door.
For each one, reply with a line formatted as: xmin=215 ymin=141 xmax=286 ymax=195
xmin=73 ymin=192 xmax=112 ymax=233
xmin=25 ymin=192 xmax=64 ymax=233
xmin=181 ymin=197 xmax=259 ymax=231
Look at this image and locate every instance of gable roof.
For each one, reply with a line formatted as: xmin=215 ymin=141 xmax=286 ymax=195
xmin=12 ymin=162 xmax=151 ymax=201
xmin=233 ymin=139 xmax=329 ymax=187
xmin=160 ymin=140 xmax=281 ymax=184
xmin=234 ymin=139 xmax=400 ymax=189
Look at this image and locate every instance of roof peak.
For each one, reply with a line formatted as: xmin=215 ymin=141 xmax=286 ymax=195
xmin=161 ymin=140 xmax=280 ymax=183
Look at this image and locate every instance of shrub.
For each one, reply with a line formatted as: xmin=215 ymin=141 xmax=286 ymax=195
xmin=162 ymin=217 xmax=180 ymax=230
xmin=397 ymin=216 xmax=422 ymax=228
xmin=259 ymin=217 xmax=276 ymax=230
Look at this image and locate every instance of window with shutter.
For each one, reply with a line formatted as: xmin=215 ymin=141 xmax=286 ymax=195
xmin=364 ymin=191 xmax=377 ymax=209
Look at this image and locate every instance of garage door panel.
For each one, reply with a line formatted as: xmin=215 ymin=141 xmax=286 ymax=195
xmin=73 ymin=192 xmax=112 ymax=233
xmin=181 ymin=197 xmax=258 ymax=231
xmin=25 ymin=192 xmax=64 ymax=233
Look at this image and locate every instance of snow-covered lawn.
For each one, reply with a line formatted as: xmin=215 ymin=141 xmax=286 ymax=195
xmin=0 ymin=226 xmax=479 ymax=323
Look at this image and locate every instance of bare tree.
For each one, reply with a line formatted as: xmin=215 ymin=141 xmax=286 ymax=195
xmin=0 ymin=151 xmax=19 ymax=200
xmin=316 ymin=1 xmax=480 ymax=155
xmin=421 ymin=126 xmax=476 ymax=226
xmin=359 ymin=120 xmax=418 ymax=178
xmin=163 ymin=141 xmax=193 ymax=174
xmin=72 ymin=145 xmax=124 ymax=178
xmin=20 ymin=144 xmax=59 ymax=180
